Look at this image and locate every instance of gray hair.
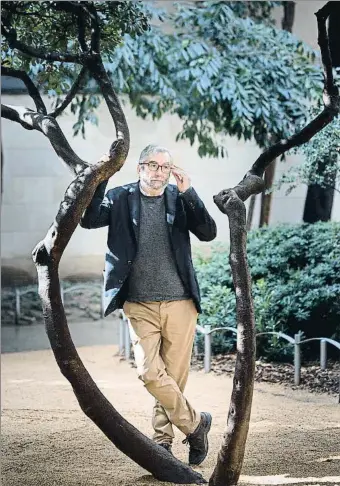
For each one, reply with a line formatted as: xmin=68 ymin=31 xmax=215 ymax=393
xmin=138 ymin=144 xmax=173 ymax=165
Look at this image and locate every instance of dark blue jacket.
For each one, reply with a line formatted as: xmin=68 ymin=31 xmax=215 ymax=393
xmin=80 ymin=181 xmax=217 ymax=316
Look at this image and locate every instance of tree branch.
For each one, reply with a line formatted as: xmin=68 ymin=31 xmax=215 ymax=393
xmin=83 ymin=3 xmax=100 ymax=53
xmin=77 ymin=6 xmax=88 ymax=53
xmin=86 ymin=55 xmax=130 ymax=158
xmin=2 ymin=25 xmax=83 ymax=64
xmin=214 ymin=2 xmax=339 ymax=209
xmin=49 ymin=66 xmax=88 ymax=118
xmin=52 ymin=1 xmax=89 ymax=53
xmin=2 ymin=104 xmax=88 ymax=175
xmin=2 ymin=65 xmax=47 ymax=114
xmin=1 ymin=104 xmax=36 ymax=130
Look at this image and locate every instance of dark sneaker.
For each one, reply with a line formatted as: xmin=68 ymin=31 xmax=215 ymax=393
xmin=182 ymin=412 xmax=212 ymax=466
xmin=158 ymin=442 xmax=173 ymax=455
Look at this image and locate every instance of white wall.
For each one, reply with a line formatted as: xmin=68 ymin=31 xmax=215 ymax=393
xmin=2 ymin=0 xmax=338 ymax=284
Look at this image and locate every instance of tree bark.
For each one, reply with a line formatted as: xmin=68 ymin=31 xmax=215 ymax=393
xmin=210 ymin=4 xmax=339 ymax=484
xmin=259 ymin=1 xmax=295 ymax=227
xmin=246 ymin=194 xmax=256 ymax=231
xmin=303 ymin=155 xmax=337 ymax=223
xmin=282 ymin=1 xmax=296 ymax=33
xmin=259 ymin=158 xmax=276 ymax=227
xmin=209 ymin=192 xmax=256 ymax=486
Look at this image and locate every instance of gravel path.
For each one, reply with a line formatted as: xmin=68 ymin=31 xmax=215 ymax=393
xmin=2 ymin=345 xmax=340 ymax=486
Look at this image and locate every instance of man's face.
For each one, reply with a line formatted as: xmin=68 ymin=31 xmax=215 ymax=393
xmin=138 ymin=152 xmax=172 ymax=191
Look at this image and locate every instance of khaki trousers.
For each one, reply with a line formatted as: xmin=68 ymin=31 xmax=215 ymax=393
xmin=123 ymin=299 xmax=200 ymax=444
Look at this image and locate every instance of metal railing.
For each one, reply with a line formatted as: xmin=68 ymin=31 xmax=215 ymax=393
xmin=4 ymin=283 xmax=105 ymax=323
xmin=4 ymin=285 xmax=339 ymax=390
xmin=118 ymin=313 xmax=340 ymax=387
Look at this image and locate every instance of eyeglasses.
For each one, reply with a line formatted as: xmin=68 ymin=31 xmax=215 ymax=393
xmin=139 ymin=161 xmax=172 ymax=173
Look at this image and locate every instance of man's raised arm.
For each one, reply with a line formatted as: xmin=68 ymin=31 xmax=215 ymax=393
xmin=80 ymin=181 xmax=111 ymax=229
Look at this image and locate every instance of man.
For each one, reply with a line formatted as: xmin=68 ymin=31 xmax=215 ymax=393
xmin=80 ymin=144 xmax=217 ymax=465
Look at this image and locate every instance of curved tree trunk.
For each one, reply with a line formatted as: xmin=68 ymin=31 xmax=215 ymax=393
xmin=209 ymin=4 xmax=339 ymax=483
xmin=2 ymin=9 xmax=205 ymax=480
xmin=32 ymin=242 xmax=205 ymax=484
xmin=209 ymin=191 xmax=257 ymax=486
xmin=29 ymin=55 xmax=205 ymax=484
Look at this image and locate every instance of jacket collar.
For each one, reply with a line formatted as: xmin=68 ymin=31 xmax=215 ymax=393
xmin=127 ymin=182 xmax=177 ymax=243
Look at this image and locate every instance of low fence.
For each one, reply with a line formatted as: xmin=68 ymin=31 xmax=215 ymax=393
xmin=4 ymin=285 xmax=340 ymax=390
xmin=4 ymin=283 xmax=105 ymax=322
xmin=118 ymin=312 xmax=340 ymax=387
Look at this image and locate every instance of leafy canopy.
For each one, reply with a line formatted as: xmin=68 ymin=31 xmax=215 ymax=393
xmin=2 ymin=1 xmax=327 ymax=157
xmin=1 ymin=1 xmax=150 ymax=135
xmin=111 ymin=1 xmax=323 ymax=156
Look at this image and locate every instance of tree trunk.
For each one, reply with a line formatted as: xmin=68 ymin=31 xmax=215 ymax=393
xmin=210 ymin=5 xmax=338 ymax=483
xmin=282 ymin=1 xmax=296 ymax=33
xmin=259 ymin=1 xmax=295 ymax=227
xmin=303 ymin=156 xmax=337 ymax=223
xmin=303 ymin=183 xmax=335 ymax=222
xmin=259 ymin=158 xmax=276 ymax=227
xmin=209 ymin=192 xmax=256 ymax=486
xmin=246 ymin=194 xmax=256 ymax=231
xmin=28 ymin=55 xmax=206 ymax=484
xmin=32 ymin=245 xmax=205 ymax=484
xmin=328 ymin=2 xmax=340 ymax=68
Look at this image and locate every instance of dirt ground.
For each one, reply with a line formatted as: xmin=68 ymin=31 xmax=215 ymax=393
xmin=1 ymin=345 xmax=340 ymax=486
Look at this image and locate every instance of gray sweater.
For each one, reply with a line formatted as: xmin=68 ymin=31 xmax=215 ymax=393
xmin=126 ymin=191 xmax=190 ymax=302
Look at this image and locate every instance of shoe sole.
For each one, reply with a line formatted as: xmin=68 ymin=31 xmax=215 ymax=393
xmin=189 ymin=412 xmax=212 ymax=466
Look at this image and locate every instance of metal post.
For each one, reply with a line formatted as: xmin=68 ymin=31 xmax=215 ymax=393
xmin=204 ymin=325 xmax=211 ymax=373
xmin=119 ymin=318 xmax=125 ymax=355
xmin=101 ymin=284 xmax=105 ymax=319
xmin=15 ymin=289 xmax=21 ymax=324
xmin=294 ymin=333 xmax=301 ymax=385
xmin=124 ymin=320 xmax=131 ymax=360
xmin=193 ymin=333 xmax=198 ymax=357
xmin=320 ymin=340 xmax=327 ymax=370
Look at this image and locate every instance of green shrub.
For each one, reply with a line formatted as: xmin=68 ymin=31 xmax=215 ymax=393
xmin=194 ymin=222 xmax=340 ymax=361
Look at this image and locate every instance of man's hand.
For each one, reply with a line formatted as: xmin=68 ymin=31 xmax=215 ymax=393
xmin=171 ymin=165 xmax=191 ymax=193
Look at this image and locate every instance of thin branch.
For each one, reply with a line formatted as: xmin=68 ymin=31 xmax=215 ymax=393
xmin=86 ymin=55 xmax=130 ymax=155
xmin=2 ymin=25 xmax=82 ymax=64
xmin=1 ymin=104 xmax=88 ymax=175
xmin=49 ymin=66 xmax=88 ymax=118
xmin=1 ymin=104 xmax=36 ymax=130
xmin=77 ymin=7 xmax=88 ymax=53
xmin=84 ymin=3 xmax=100 ymax=53
xmin=52 ymin=1 xmax=89 ymax=53
xmin=316 ymin=2 xmax=336 ymax=93
xmin=2 ymin=65 xmax=47 ymax=114
xmin=251 ymin=109 xmax=336 ymax=178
